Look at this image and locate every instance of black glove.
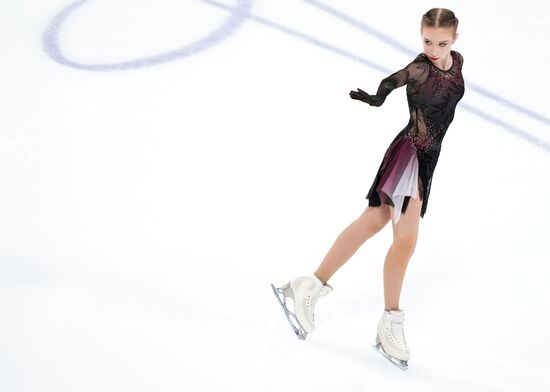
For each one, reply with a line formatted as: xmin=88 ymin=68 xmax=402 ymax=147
xmin=349 ymin=88 xmax=385 ymax=107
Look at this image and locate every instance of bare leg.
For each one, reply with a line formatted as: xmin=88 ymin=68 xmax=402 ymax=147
xmin=314 ymin=204 xmax=391 ymax=285
xmin=383 ymin=191 xmax=423 ymax=310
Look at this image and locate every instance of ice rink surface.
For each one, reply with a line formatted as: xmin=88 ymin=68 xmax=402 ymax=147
xmin=1 ymin=0 xmax=550 ymax=390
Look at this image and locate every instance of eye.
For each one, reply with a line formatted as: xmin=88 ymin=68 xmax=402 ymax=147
xmin=439 ymin=43 xmax=447 ymax=47
xmin=424 ymin=40 xmax=431 ymax=45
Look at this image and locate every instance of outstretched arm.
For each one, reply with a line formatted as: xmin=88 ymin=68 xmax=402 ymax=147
xmin=350 ymin=59 xmax=428 ymax=107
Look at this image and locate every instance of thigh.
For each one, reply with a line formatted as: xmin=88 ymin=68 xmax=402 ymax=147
xmin=389 ymin=188 xmax=423 ymax=240
xmin=358 ymin=203 xmax=391 ymax=231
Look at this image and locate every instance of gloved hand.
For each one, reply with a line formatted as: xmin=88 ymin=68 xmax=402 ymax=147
xmin=349 ymin=88 xmax=385 ymax=107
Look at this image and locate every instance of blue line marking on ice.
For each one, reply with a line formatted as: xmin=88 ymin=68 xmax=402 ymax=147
xmin=41 ymin=0 xmax=253 ymax=71
xmin=41 ymin=0 xmax=550 ymax=153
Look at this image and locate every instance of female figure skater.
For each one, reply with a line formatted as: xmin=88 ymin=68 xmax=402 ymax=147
xmin=271 ymin=8 xmax=464 ymax=370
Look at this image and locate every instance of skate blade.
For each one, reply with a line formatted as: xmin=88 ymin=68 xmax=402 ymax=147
xmin=372 ymin=342 xmax=409 ymax=371
xmin=270 ymin=283 xmax=307 ymax=340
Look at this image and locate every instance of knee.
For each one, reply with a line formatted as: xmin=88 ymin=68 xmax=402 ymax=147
xmin=392 ymin=233 xmax=418 ymax=257
xmin=359 ymin=206 xmax=390 ymax=233
xmin=372 ymin=214 xmax=390 ymax=233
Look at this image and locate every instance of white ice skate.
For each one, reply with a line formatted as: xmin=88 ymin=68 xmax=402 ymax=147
xmin=372 ymin=309 xmax=410 ymax=370
xmin=270 ymin=275 xmax=333 ymax=340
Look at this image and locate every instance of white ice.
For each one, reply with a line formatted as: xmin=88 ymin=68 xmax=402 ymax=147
xmin=1 ymin=0 xmax=550 ymax=391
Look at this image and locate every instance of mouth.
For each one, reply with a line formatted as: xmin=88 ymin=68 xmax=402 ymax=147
xmin=430 ymin=56 xmax=439 ymax=61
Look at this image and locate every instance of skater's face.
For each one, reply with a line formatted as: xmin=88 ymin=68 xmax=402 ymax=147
xmin=421 ymin=26 xmax=458 ymax=68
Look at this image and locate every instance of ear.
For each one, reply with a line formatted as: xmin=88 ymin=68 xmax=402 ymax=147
xmin=452 ymin=32 xmax=459 ymax=44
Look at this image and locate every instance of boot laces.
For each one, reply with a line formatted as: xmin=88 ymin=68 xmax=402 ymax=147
xmin=389 ymin=321 xmax=408 ymax=351
xmin=306 ymin=285 xmax=331 ymax=323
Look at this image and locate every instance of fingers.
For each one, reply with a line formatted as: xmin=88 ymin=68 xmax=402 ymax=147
xmin=349 ymin=88 xmax=382 ymax=106
xmin=350 ymin=93 xmax=365 ymax=101
xmin=350 ymin=89 xmax=368 ymax=98
xmin=350 ymin=88 xmax=368 ymax=96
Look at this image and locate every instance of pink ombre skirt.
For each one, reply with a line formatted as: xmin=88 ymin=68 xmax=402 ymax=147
xmin=369 ymin=134 xmax=420 ymax=224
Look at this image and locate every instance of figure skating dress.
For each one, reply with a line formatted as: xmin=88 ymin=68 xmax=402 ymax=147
xmin=362 ymin=50 xmax=465 ymax=223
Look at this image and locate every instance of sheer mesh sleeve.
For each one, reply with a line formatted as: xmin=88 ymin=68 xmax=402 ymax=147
xmin=374 ymin=59 xmax=429 ymax=104
xmin=456 ymin=51 xmax=464 ymax=68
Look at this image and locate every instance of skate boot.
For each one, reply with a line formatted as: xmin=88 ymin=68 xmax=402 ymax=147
xmin=372 ymin=309 xmax=410 ymax=370
xmin=270 ymin=275 xmax=333 ymax=340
